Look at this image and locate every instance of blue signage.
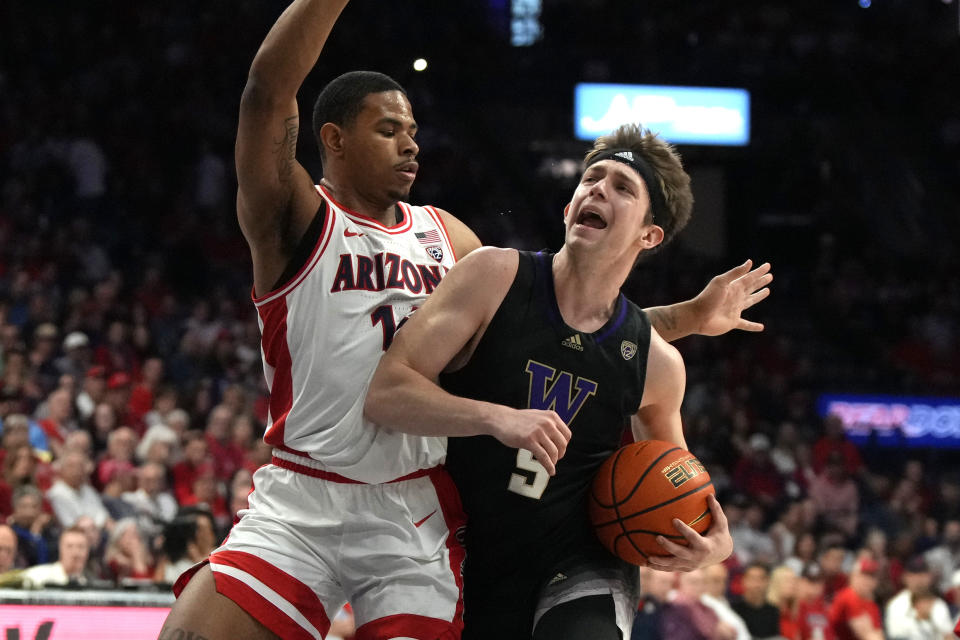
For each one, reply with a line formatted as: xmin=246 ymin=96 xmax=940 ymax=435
xmin=574 ymin=83 xmax=750 ymax=146
xmin=818 ymin=394 xmax=960 ymax=449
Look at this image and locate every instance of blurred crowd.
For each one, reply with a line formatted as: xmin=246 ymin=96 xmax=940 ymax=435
xmin=0 ymin=1 xmax=958 ymax=638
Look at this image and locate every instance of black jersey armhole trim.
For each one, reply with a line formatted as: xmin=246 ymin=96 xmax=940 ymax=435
xmin=270 ymin=200 xmax=328 ymax=292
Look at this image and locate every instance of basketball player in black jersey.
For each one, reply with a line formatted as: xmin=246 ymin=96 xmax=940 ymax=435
xmin=367 ymin=123 xmax=744 ymax=639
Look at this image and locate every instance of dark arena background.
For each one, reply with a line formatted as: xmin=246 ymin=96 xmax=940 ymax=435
xmin=1 ymin=1 xmax=958 ymax=637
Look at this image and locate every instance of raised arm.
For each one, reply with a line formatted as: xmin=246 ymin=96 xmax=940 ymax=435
xmin=645 ymin=259 xmax=772 ymax=342
xmin=365 ymin=247 xmax=571 ymax=475
xmin=634 ymin=330 xmax=733 ymax=571
xmin=236 ymin=0 xmax=350 ymax=296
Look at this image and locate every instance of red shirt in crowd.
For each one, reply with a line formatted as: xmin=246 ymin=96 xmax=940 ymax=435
xmin=797 ymin=598 xmax=834 ymax=640
xmin=828 ymin=587 xmax=880 ymax=640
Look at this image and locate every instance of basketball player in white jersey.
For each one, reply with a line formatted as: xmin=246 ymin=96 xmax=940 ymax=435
xmin=158 ymin=1 xmax=773 ymax=638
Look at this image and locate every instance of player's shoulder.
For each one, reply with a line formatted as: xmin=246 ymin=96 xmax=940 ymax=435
xmin=455 ymin=245 xmax=517 ymax=272
xmin=429 ymin=207 xmax=482 ymax=259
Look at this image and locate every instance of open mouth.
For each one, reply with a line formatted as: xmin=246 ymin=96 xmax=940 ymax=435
xmin=576 ymin=209 xmax=607 ymax=229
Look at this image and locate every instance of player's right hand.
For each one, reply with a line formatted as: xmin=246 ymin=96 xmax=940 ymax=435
xmin=490 ymin=409 xmax=571 ymax=475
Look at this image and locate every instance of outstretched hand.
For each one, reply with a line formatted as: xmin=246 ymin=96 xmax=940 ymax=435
xmin=692 ymin=259 xmax=772 ymax=336
xmin=646 ymin=494 xmax=733 ymax=572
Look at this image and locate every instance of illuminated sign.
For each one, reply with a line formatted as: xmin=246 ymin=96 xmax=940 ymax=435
xmin=818 ymin=394 xmax=960 ymax=448
xmin=574 ymin=83 xmax=750 ymax=146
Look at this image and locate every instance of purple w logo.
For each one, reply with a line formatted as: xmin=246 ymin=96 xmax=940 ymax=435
xmin=525 ymin=360 xmax=598 ymax=424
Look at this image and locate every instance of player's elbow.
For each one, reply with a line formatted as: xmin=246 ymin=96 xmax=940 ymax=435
xmin=239 ymin=77 xmax=287 ymax=114
xmin=364 ymin=360 xmax=401 ymax=424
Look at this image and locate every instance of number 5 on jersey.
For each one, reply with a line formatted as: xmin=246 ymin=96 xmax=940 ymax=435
xmin=508 ymin=449 xmax=549 ymax=499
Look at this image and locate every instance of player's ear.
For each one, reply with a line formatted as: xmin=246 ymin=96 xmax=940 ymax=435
xmin=563 ymin=203 xmax=571 ymax=223
xmin=320 ymin=123 xmax=344 ymax=157
xmin=637 ymin=224 xmax=664 ymax=250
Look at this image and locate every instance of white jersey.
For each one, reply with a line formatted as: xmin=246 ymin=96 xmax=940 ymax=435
xmin=253 ymin=185 xmax=456 ymax=483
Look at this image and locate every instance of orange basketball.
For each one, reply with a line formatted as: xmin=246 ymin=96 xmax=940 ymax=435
xmin=589 ymin=439 xmax=715 ymax=565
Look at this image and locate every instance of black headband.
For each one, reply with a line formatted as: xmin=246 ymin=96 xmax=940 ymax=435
xmin=585 ymin=149 xmax=666 ymax=224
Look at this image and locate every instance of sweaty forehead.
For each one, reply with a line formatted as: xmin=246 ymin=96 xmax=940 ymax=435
xmin=358 ymin=90 xmax=415 ymax=124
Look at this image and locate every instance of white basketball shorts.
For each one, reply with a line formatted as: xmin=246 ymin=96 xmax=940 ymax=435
xmin=175 ymin=455 xmax=466 ymax=640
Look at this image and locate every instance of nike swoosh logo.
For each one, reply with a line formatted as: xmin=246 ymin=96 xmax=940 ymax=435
xmin=413 ymin=510 xmax=437 ymax=528
xmin=344 ymin=229 xmax=364 ymax=237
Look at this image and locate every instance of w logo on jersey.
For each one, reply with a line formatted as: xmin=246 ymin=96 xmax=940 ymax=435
xmin=525 ymin=360 xmax=598 ymax=424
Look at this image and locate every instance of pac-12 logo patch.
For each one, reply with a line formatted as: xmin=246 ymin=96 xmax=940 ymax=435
xmin=426 ymin=246 xmax=444 ymax=262
xmin=621 ymin=340 xmax=637 ymax=360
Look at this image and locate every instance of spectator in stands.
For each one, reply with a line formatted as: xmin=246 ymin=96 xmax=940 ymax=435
xmin=819 ymin=541 xmax=850 ymax=603
xmin=809 ymin=452 xmax=860 ymax=539
xmin=812 ymin=415 xmax=862 ymax=477
xmin=732 ymin=562 xmax=782 ymax=639
xmin=128 ymin=356 xmax=163 ymax=429
xmin=122 ymin=461 xmax=178 ymax=538
xmin=29 ymin=323 xmax=61 ymax=394
xmin=228 ymin=466 xmax=253 ymax=519
xmin=99 ymin=459 xmax=138 ymax=520
xmin=0 ymin=444 xmax=37 ymax=517
xmin=796 ymin=563 xmax=833 ymax=640
xmin=885 ymin=556 xmax=954 ymax=640
xmin=924 ymin=519 xmax=960 ymax=595
xmin=7 ymin=485 xmax=57 ymax=568
xmin=731 ymin=497 xmax=778 ymax=566
xmin=732 ymin=433 xmax=785 ymax=508
xmin=171 ymin=430 xmax=209 ymax=505
xmin=135 ymin=422 xmax=179 ymax=467
xmin=103 ymin=517 xmax=154 ymax=584
xmin=74 ymin=366 xmax=106 ymax=422
xmin=0 ymin=523 xmax=17 ymax=573
xmin=86 ymin=401 xmax=119 ymax=455
xmin=154 ymin=507 xmax=217 ymax=585
xmin=662 ymin=567 xmax=737 ymax=640
xmin=633 ymin=567 xmax=675 ymax=640
xmin=768 ymin=565 xmax=800 ymax=639
xmin=770 ymin=499 xmax=811 ymax=565
xmin=19 ymin=525 xmax=95 ymax=588
xmin=95 ymin=425 xmax=138 ymax=489
xmin=828 ymin=557 xmax=883 ymax=640
xmin=203 ymin=403 xmax=242 ymax=481
xmin=1 ymin=413 xmax=49 ymax=463
xmin=182 ymin=461 xmax=229 ymax=534
xmin=46 ymin=449 xmax=111 ymax=529
xmin=73 ymin=513 xmax=107 ymax=579
xmin=701 ymin=563 xmax=751 ymax=640
xmin=55 ymin=331 xmax=92 ymax=380
xmin=35 ymin=388 xmax=77 ymax=459
xmin=103 ymin=370 xmax=133 ymax=427
xmin=785 ymin=532 xmax=819 ymax=576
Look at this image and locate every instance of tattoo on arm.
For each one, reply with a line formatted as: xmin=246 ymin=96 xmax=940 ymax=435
xmin=647 ymin=307 xmax=679 ymax=334
xmin=274 ymin=115 xmax=299 ymax=183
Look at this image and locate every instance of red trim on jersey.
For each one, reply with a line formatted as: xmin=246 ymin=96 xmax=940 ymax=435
xmin=355 ymin=613 xmax=460 ymax=640
xmin=274 ymin=442 xmax=312 ymax=459
xmin=257 ymin=299 xmax=294 ymax=447
xmin=213 ymin=570 xmax=327 ymax=640
xmin=211 ymin=549 xmax=331 ymax=638
xmin=251 ymin=195 xmax=335 ymax=306
xmin=429 ymin=467 xmax=466 ymax=634
xmin=425 ymin=206 xmax=458 ymax=262
xmin=172 ymin=559 xmax=207 ymax=597
xmin=271 ymin=455 xmax=435 ymax=484
xmin=318 ymin=184 xmax=413 ymax=234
